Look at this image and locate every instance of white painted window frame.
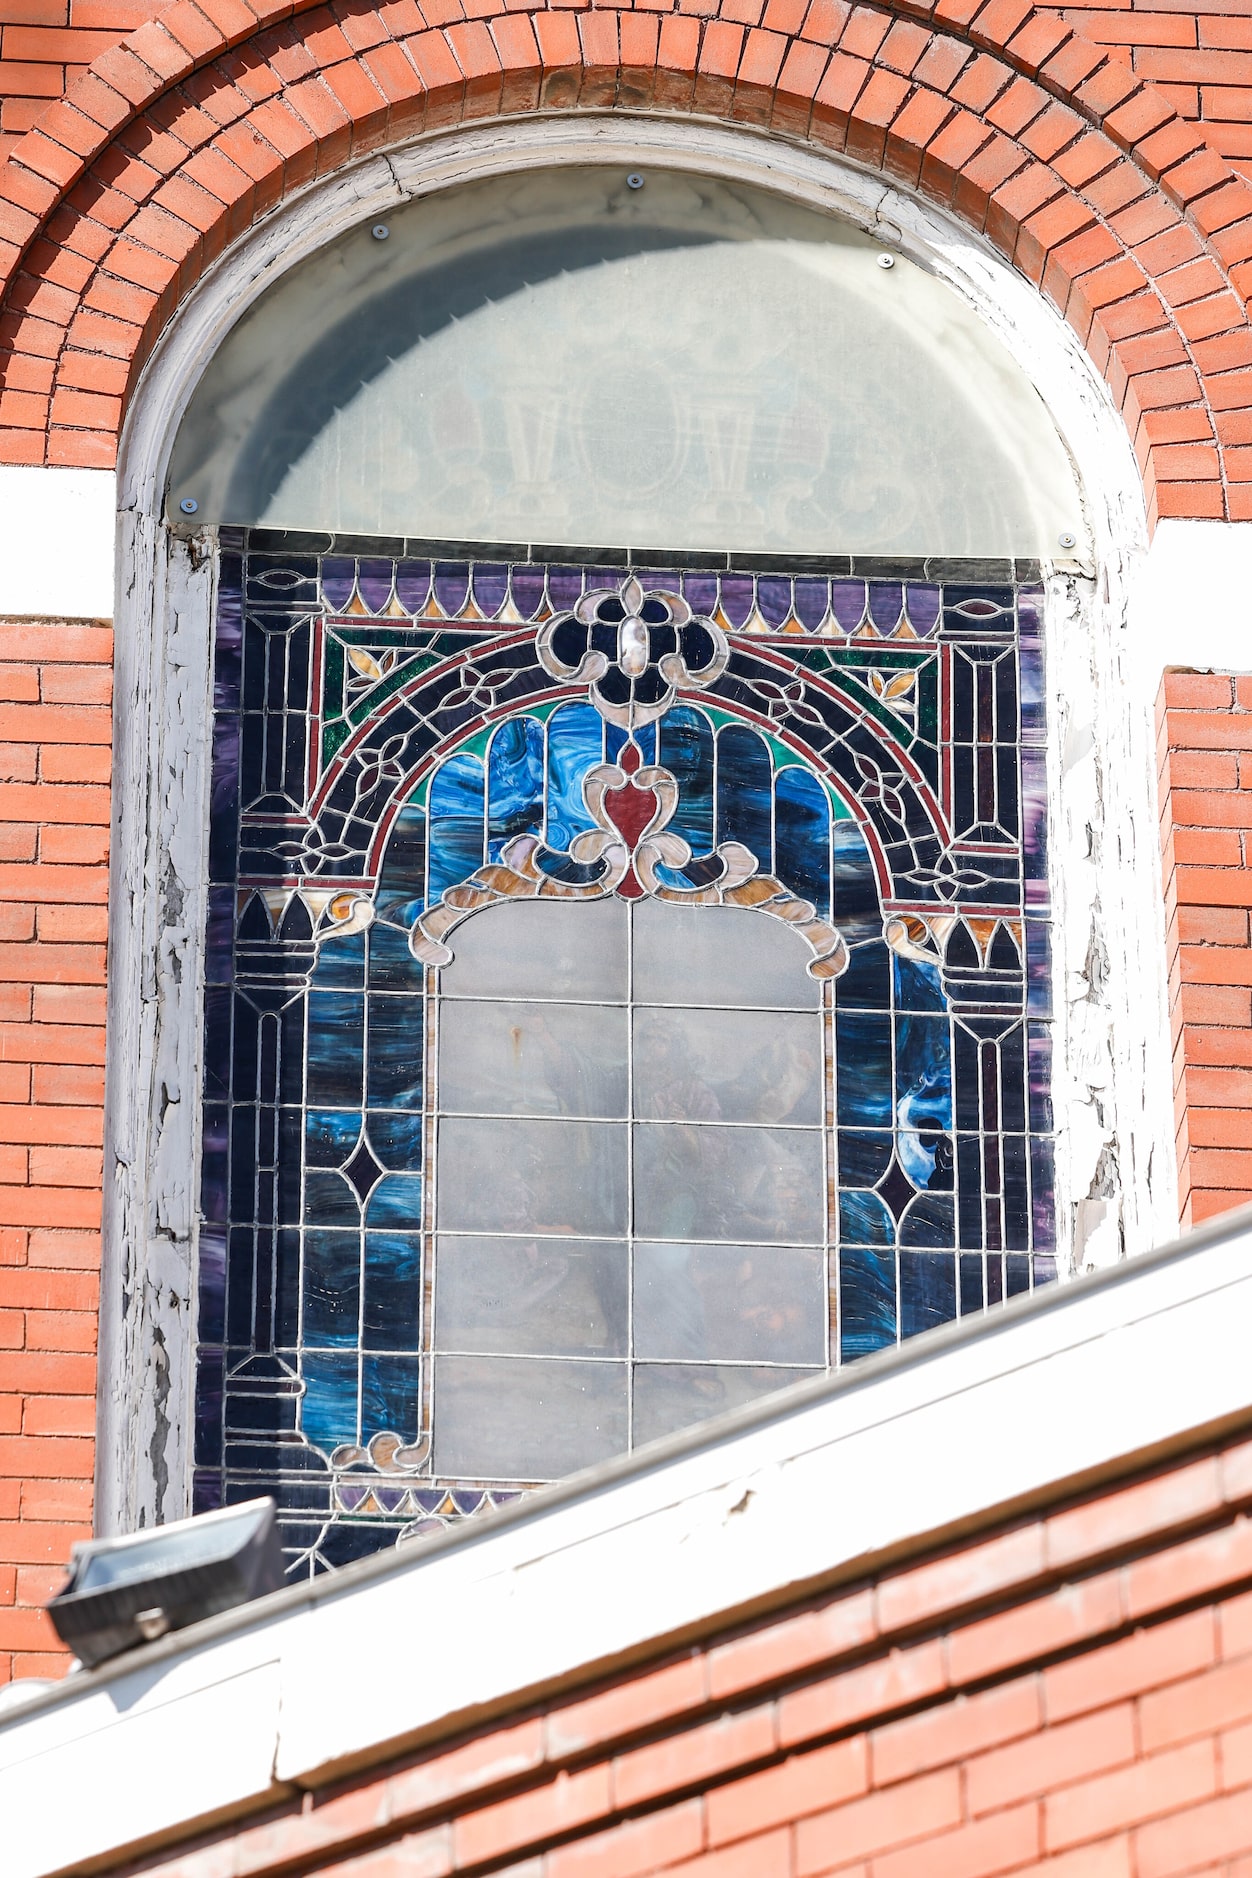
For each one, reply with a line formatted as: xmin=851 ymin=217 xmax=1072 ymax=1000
xmin=104 ymin=112 xmax=1176 ymax=1537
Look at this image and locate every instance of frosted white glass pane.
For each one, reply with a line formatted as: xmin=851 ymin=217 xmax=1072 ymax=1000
xmin=633 ymin=1124 xmax=824 ymax=1244
xmin=633 ymin=1242 xmax=826 ymax=1363
xmin=437 ymin=1118 xmax=627 ymax=1235
xmin=633 ymin=1008 xmax=822 ymax=1124
xmin=632 ymin=1363 xmax=817 ymax=1447
xmin=633 ymin=900 xmax=818 ymax=1009
xmin=434 ymin=1355 xmax=627 ymax=1479
xmin=435 ymin=1235 xmax=628 ymax=1356
xmin=441 ymin=896 xmax=628 ymax=1001
xmin=168 ymin=168 xmax=1084 ymax=557
xmin=440 ymin=1000 xmax=628 ymax=1118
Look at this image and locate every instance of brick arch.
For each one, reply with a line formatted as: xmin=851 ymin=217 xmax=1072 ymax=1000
xmin=1 ymin=1 xmax=1252 ymax=521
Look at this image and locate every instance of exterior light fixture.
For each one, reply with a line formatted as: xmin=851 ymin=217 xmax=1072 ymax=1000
xmin=47 ymin=1497 xmax=284 ymax=1670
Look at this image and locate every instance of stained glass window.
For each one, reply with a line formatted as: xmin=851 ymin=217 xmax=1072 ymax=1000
xmin=195 ymin=530 xmax=1056 ymax=1574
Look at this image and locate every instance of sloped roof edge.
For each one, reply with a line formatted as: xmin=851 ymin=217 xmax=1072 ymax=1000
xmin=6 ymin=1206 xmax=1252 ymax=1877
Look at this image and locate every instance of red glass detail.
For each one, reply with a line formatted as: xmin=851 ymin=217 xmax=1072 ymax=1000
xmin=618 ymin=865 xmax=644 ymax=899
xmin=603 ymin=742 xmax=657 ymax=852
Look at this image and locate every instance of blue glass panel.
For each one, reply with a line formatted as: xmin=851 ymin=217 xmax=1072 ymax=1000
xmin=487 ymin=716 xmax=544 ymax=862
xmin=716 ymin=725 xmax=772 ymax=871
xmin=775 ymin=767 xmax=831 ymax=918
xmin=836 ymin=1013 xmax=892 ymax=1126
xmin=900 ymin=1194 xmax=955 ymax=1248
xmin=545 ymin=702 xmax=603 ymax=853
xmin=313 ymin=931 xmax=365 ymax=988
xmin=377 ymin=799 xmax=427 ymax=919
xmin=832 ymin=821 xmax=881 ymax=944
xmin=657 ymin=706 xmax=714 ymax=858
xmin=307 ymin=993 xmax=364 ymax=1105
xmin=427 ymin=751 xmax=485 ymax=905
xmin=895 ymin=1013 xmax=952 ymax=1136
xmin=960 ymin=1253 xmax=984 ymax=1315
xmin=369 ymin=1110 xmax=424 ymax=1170
xmin=900 ymin=1252 xmax=956 ymax=1338
xmin=360 ymin=1354 xmax=421 ymax=1441
xmin=837 ymin=1130 xmax=894 ymax=1187
xmin=362 ymin=1233 xmax=422 ymax=1349
xmin=367 ymin=994 xmax=423 ymax=1107
xmin=839 ymin=1247 xmax=896 ymax=1359
xmin=365 ymin=1173 xmax=423 ymax=1227
xmin=838 ymin=940 xmax=891 ymax=1011
xmin=303 ymin=1230 xmax=361 ymax=1347
xmin=368 ymin=921 xmax=423 ymax=990
xmin=304 ymin=1170 xmax=361 ymax=1227
xmin=894 ymin=955 xmax=945 ymax=1014
xmin=838 ymin=1189 xmax=893 ymax=1248
xmin=301 ymin=1351 xmax=360 ymax=1452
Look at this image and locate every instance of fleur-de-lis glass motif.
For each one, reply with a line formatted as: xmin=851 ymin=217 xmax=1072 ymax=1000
xmin=537 ymin=576 xmax=729 ymax=727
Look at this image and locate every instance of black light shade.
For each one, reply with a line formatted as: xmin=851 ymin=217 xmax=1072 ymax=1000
xmin=47 ymin=1498 xmax=284 ymax=1669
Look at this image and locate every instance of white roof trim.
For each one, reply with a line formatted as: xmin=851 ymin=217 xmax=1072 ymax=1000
xmin=6 ymin=1209 xmax=1252 ymax=1878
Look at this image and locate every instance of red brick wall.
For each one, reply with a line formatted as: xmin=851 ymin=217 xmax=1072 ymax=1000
xmin=1158 ymin=669 xmax=1252 ymax=1228
xmin=0 ymin=617 xmax=109 ymax=1682
xmin=109 ymin=1423 xmax=1252 ymax=1878
xmin=9 ymin=0 xmax=1252 ymax=186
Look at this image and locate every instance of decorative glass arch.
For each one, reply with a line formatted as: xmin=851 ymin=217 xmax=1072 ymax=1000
xmin=195 ymin=536 xmax=1054 ymax=1572
xmin=167 ymin=167 xmax=1085 ymax=559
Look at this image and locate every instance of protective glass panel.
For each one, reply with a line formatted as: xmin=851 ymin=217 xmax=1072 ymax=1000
xmin=168 ymin=169 xmax=1084 ymax=557
xmin=436 ymin=1118 xmax=629 ymax=1237
xmin=438 ymin=1001 xmax=630 ymax=1118
xmin=633 ymin=1243 xmax=827 ymax=1364
xmin=633 ymin=900 xmax=818 ymax=1008
xmin=435 ymin=1236 xmax=629 ymax=1357
xmin=440 ymin=896 xmax=628 ymax=1001
xmin=633 ymin=1008 xmax=823 ymax=1124
xmin=633 ymin=1124 xmax=825 ymax=1246
xmin=433 ymin=1357 xmax=628 ymax=1480
xmin=633 ymin=1364 xmax=820 ymax=1447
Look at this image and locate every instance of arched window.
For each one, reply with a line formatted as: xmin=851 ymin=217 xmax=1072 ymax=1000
xmin=103 ymin=129 xmax=1123 ymax=1572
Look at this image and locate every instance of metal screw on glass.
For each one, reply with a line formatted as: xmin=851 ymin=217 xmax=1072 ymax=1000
xmin=626 ymin=173 xmax=644 ymax=190
xmin=1057 ymin=531 xmax=1077 ymax=550
xmin=372 ymin=223 xmax=390 ymax=241
xmin=877 ymin=253 xmax=896 ymax=270
xmin=179 ymin=497 xmax=199 ymax=515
